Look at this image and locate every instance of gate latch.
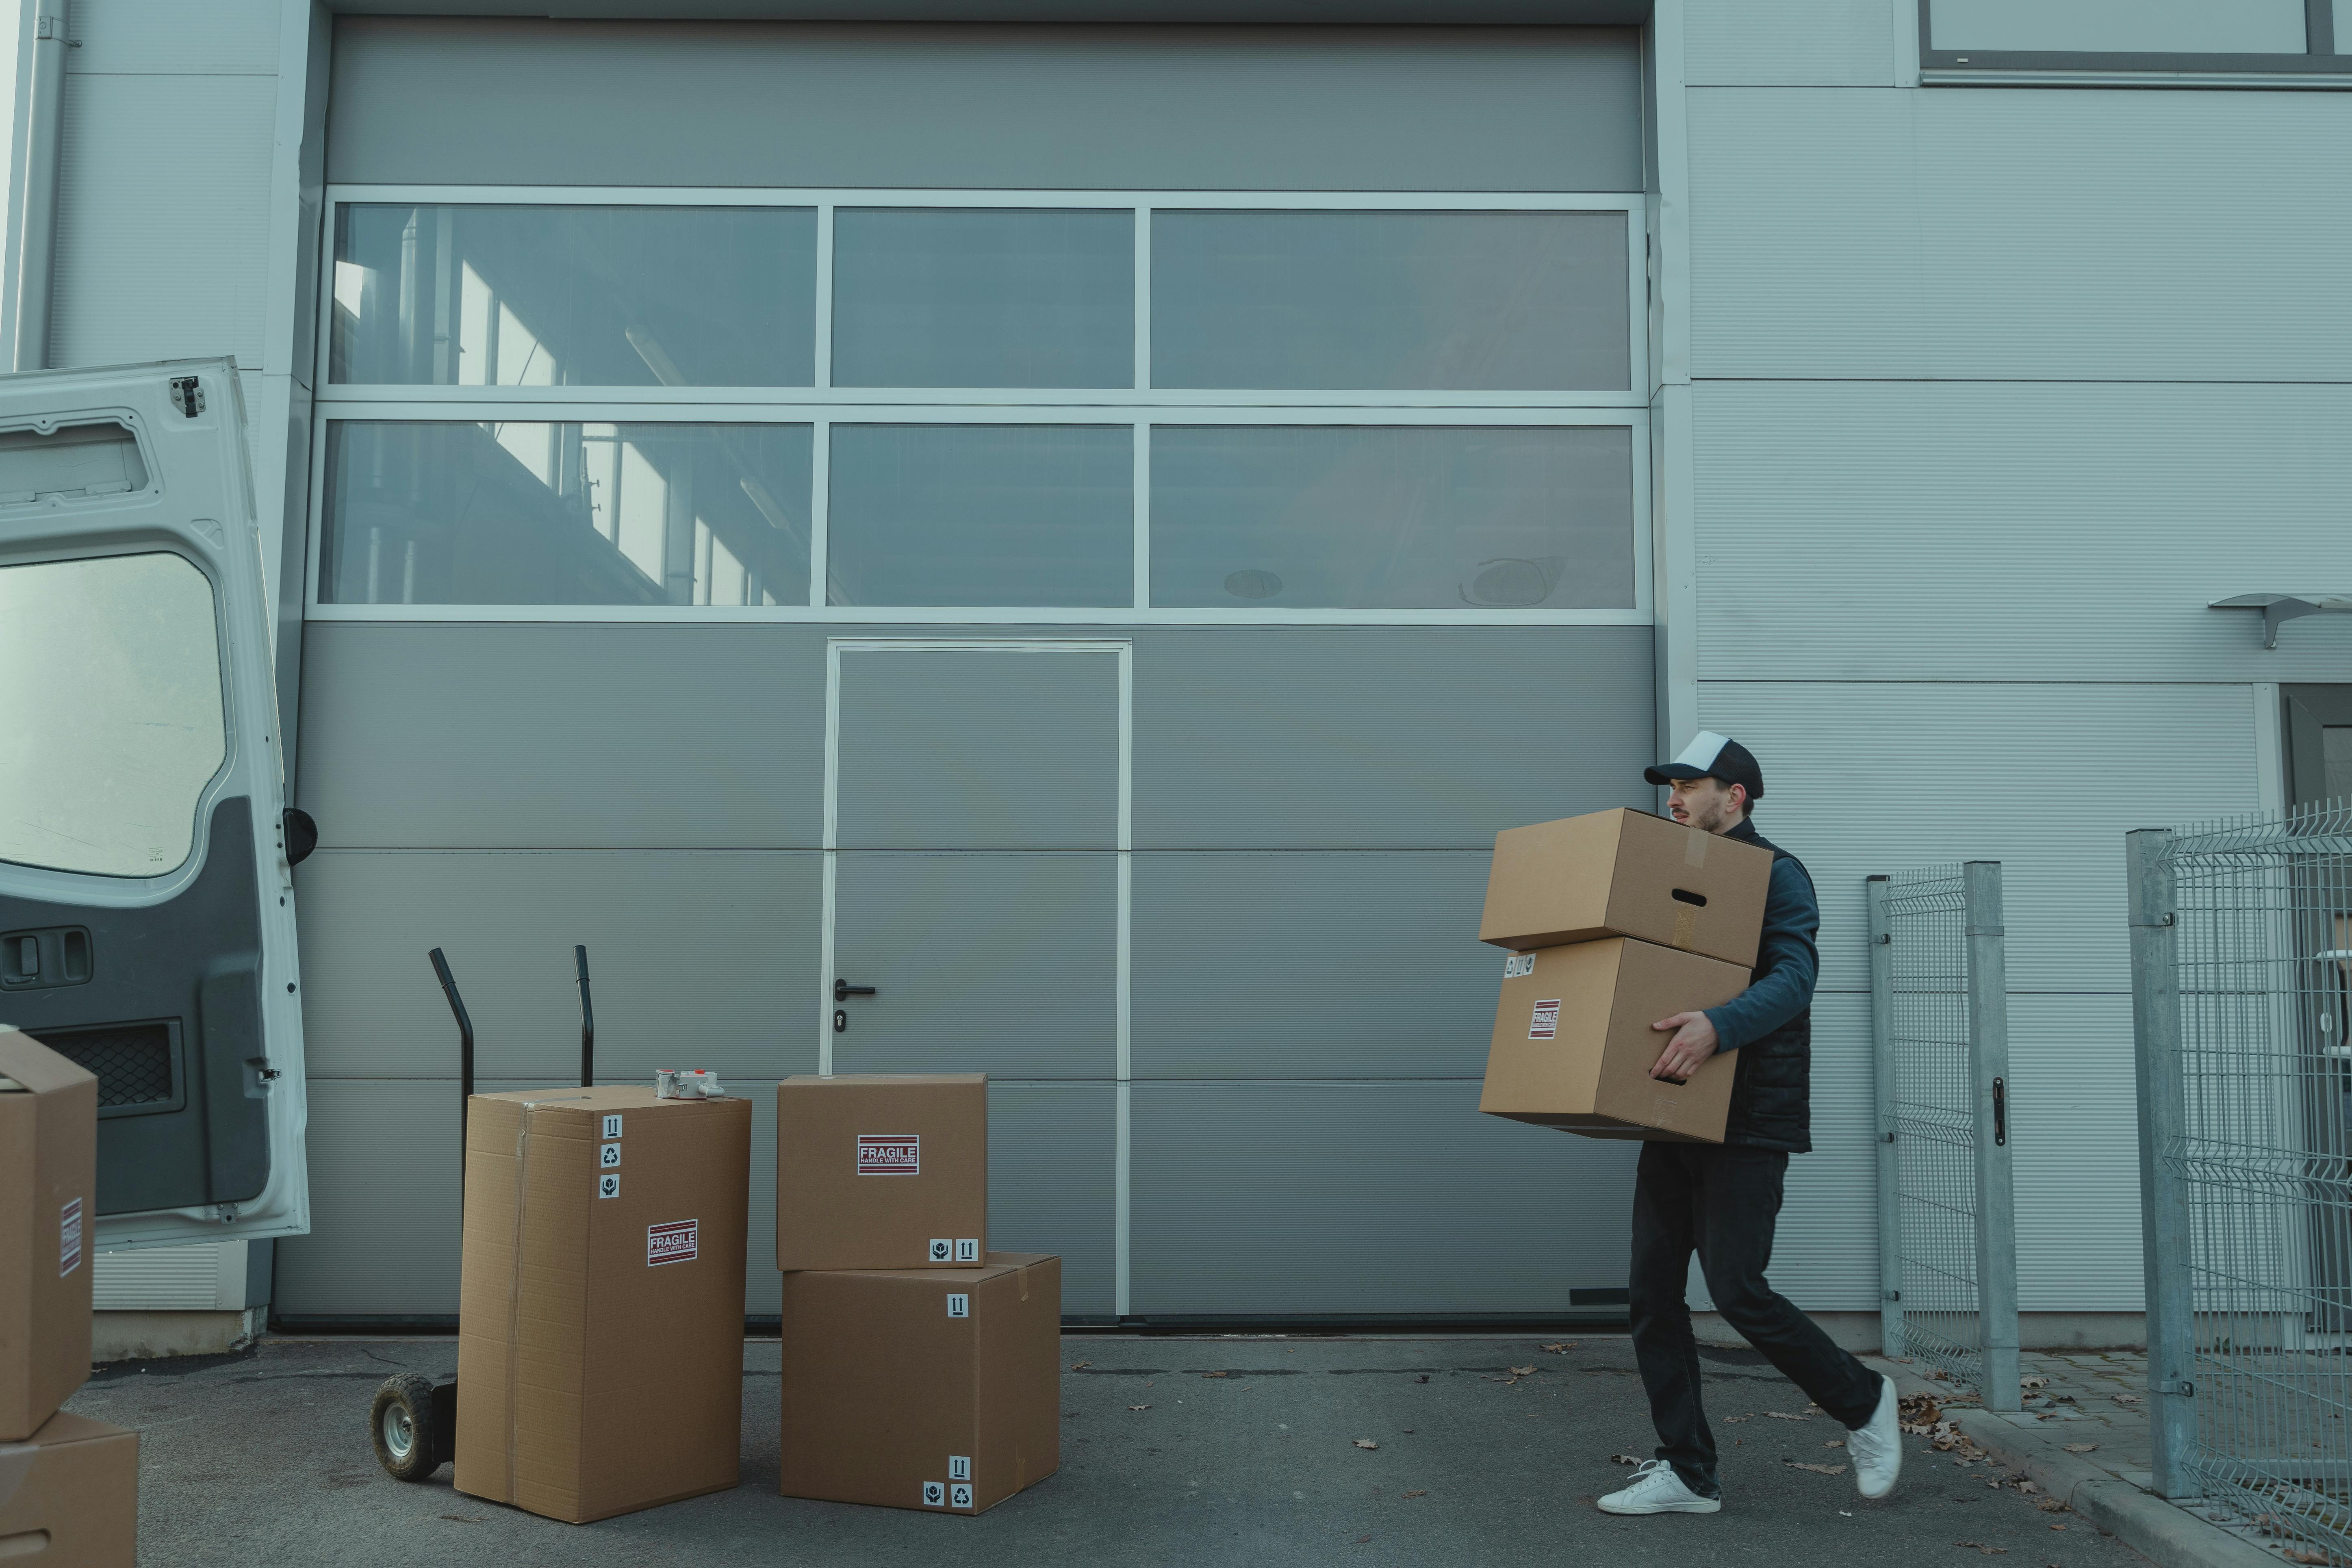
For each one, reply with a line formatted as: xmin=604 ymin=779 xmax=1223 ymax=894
xmin=2154 ymin=1379 xmax=2195 ymax=1397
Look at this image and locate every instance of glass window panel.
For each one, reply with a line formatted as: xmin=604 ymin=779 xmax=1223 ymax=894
xmin=827 ymin=425 xmax=1133 ymax=608
xmin=0 ymin=553 xmax=224 ymax=878
xmin=319 ymin=422 xmax=813 ymax=607
xmin=2324 ymin=727 xmax=2352 ymax=803
xmin=331 ymin=205 xmax=817 ymax=386
xmin=2337 ymin=0 xmax=2352 ymax=54
xmin=831 ymin=209 xmax=1135 ymax=389
xmin=1151 ymin=211 xmax=1628 ymax=392
xmin=1931 ymin=0 xmax=2307 ymax=52
xmin=1149 ymin=425 xmax=1634 ymax=611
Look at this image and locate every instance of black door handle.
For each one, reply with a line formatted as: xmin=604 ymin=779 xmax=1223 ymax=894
xmin=834 ymin=978 xmax=877 ymax=1002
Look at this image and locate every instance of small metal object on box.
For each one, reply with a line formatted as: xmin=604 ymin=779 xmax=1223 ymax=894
xmin=655 ymin=1068 xmax=726 ymax=1100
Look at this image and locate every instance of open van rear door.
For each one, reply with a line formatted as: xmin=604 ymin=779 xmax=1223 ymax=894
xmin=0 ymin=358 xmax=308 ymax=1248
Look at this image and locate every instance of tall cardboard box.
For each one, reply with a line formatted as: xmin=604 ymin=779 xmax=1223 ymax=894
xmin=1480 ymin=938 xmax=1753 ymax=1142
xmin=0 ymin=1410 xmax=138 ymax=1565
xmin=779 ymin=1253 xmax=1059 ymax=1514
xmin=454 ymin=1086 xmax=751 ymax=1524
xmin=776 ymin=1074 xmax=987 ymax=1271
xmin=0 ymin=1028 xmax=96 ymax=1441
xmin=1480 ymin=808 xmax=1773 ymax=966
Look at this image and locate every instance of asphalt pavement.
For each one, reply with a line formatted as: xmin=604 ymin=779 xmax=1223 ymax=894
xmin=71 ymin=1334 xmax=2155 ymax=1567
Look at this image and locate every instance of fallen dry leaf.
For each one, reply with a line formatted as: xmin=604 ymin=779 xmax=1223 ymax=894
xmin=2036 ymin=1499 xmax=2067 ymax=1514
xmin=1722 ymin=1416 xmax=1750 ymax=1425
xmin=1353 ymin=1440 xmax=1379 ymax=1450
xmin=1509 ymin=1365 xmax=1536 ymax=1377
xmin=1403 ymin=1490 xmax=1428 ymax=1499
xmin=2048 ymin=1522 xmax=2066 ymax=1530
xmin=1785 ymin=1461 xmax=1849 ymax=1476
xmin=1070 ymin=1360 xmax=1092 ymax=1371
xmin=1609 ymin=1453 xmax=1642 ymax=1466
xmin=2061 ymin=1442 xmax=2098 ymax=1454
xmin=1127 ymin=1404 xmax=1150 ymax=1411
xmin=1353 ymin=1536 xmax=1371 ymax=1545
xmin=1953 ymin=1544 xmax=2008 ymax=1556
xmin=1413 ymin=1375 xmax=1430 ymax=1384
xmin=1202 ymin=1371 xmax=1230 ymax=1379
xmin=1927 ymin=1368 xmax=1953 ymax=1381
xmin=2111 ymin=1394 xmax=2141 ymax=1406
xmin=1824 ymin=1440 xmax=1846 ymax=1449
xmin=1763 ymin=1411 xmax=1812 ymax=1422
xmin=1541 ymin=1342 xmax=1576 ymax=1354
xmin=2019 ymin=1375 xmax=2049 ymax=1390
xmin=2282 ymin=1554 xmax=2328 ymax=1567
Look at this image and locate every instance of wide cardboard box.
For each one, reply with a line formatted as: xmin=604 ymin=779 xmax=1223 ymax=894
xmin=454 ymin=1086 xmax=751 ymax=1524
xmin=777 ymin=1074 xmax=986 ymax=1271
xmin=779 ymin=1253 xmax=1059 ymax=1514
xmin=1480 ymin=937 xmax=1752 ymax=1143
xmin=0 ymin=1028 xmax=96 ymax=1441
xmin=1479 ymin=808 xmax=1773 ymax=967
xmin=0 ymin=1410 xmax=137 ymax=1565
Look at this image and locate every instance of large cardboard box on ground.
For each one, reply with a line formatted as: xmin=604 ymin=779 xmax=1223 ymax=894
xmin=0 ymin=1028 xmax=95 ymax=1441
xmin=1479 ymin=808 xmax=1773 ymax=967
xmin=1480 ymin=938 xmax=1753 ymax=1142
xmin=455 ymin=1086 xmax=751 ymax=1524
xmin=0 ymin=1410 xmax=137 ymax=1564
xmin=776 ymin=1074 xmax=987 ymax=1271
xmin=779 ymin=1252 xmax=1059 ymax=1514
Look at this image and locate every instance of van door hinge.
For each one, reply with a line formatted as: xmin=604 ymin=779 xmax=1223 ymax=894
xmin=169 ymin=376 xmax=204 ymax=417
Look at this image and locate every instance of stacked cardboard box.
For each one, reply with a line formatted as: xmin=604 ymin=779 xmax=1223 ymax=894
xmin=1476 ymin=809 xmax=1773 ymax=1142
xmin=0 ymin=1027 xmax=138 ymax=1566
xmin=453 ymin=1085 xmax=752 ymax=1524
xmin=774 ymin=1074 xmax=1060 ymax=1514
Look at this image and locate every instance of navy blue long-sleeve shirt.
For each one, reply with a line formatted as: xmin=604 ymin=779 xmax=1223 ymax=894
xmin=1701 ymin=850 xmax=1820 ymax=1051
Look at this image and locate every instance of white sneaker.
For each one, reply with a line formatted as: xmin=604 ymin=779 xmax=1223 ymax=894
xmin=1597 ymin=1459 xmax=1722 ymax=1515
xmin=1846 ymin=1375 xmax=1903 ymax=1499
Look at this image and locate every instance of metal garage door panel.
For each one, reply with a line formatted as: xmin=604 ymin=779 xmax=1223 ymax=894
xmin=989 ymin=1080 xmax=1117 ymax=1320
xmin=1133 ymin=627 xmax=1653 ymax=849
xmin=295 ymin=624 xmax=825 ymax=849
xmin=1130 ymin=1080 xmax=1635 ymax=1316
xmin=293 ymin=849 xmax=821 ymax=1082
xmin=1133 ymin=851 xmax=1496 ymax=1078
xmin=835 ymin=648 xmax=1119 ymax=850
xmin=831 ymin=852 xmax=1116 ymax=1078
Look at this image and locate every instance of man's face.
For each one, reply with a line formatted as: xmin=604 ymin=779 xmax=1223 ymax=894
xmin=1666 ymin=776 xmax=1746 ymax=835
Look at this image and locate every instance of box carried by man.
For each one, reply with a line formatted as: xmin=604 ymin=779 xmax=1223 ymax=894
xmin=0 ymin=1028 xmax=96 ymax=1442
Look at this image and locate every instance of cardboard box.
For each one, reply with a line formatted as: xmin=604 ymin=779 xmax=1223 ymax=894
xmin=454 ymin=1086 xmax=751 ymax=1524
xmin=779 ymin=1253 xmax=1059 ymax=1514
xmin=1479 ymin=808 xmax=1773 ymax=967
xmin=0 ymin=1028 xmax=96 ymax=1442
xmin=0 ymin=1410 xmax=138 ymax=1565
xmin=1479 ymin=938 xmax=1753 ymax=1143
xmin=776 ymin=1074 xmax=986 ymax=1271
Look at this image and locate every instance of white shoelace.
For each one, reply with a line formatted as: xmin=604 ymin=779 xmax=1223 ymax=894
xmin=1622 ymin=1460 xmax=1682 ymax=1492
xmin=1848 ymin=1414 xmax=1892 ymax=1463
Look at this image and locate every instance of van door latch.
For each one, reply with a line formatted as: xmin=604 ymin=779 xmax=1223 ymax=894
xmin=169 ymin=376 xmax=204 ymax=416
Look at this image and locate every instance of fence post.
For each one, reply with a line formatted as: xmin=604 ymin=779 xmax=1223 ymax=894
xmin=2127 ymin=828 xmax=2198 ymax=1499
xmin=1964 ymin=862 xmax=2020 ymax=1412
xmin=1868 ymin=874 xmax=1903 ymax=1361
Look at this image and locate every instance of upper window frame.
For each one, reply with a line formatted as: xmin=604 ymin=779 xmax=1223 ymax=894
xmin=1919 ymin=0 xmax=2352 ymax=80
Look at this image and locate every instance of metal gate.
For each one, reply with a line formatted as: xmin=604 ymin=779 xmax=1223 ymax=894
xmin=2130 ymin=802 xmax=2352 ymax=1552
xmin=1868 ymin=861 xmax=2020 ymax=1410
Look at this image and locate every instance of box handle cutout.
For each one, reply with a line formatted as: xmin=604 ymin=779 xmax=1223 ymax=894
xmin=1669 ymin=888 xmax=1708 ymax=907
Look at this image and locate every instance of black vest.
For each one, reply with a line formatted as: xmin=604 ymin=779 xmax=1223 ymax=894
xmin=1720 ymin=820 xmax=1813 ymax=1154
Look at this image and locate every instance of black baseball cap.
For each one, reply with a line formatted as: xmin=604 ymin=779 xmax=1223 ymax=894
xmin=1644 ymin=731 xmax=1765 ymax=801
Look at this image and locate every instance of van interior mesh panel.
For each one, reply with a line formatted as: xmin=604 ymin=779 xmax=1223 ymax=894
xmin=33 ymin=1022 xmax=176 ymax=1107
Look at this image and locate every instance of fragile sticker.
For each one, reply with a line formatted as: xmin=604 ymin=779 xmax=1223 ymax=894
xmin=600 ymin=1142 xmax=622 ymax=1169
xmin=922 ymin=1481 xmax=946 ymax=1507
xmin=929 ymin=1238 xmax=954 ymax=1262
xmin=955 ymin=1238 xmax=980 ymax=1263
xmin=857 ymin=1134 xmax=919 ymax=1175
xmin=1502 ymin=953 xmax=1534 ymax=979
xmin=946 ymin=1293 xmax=970 ymax=1319
xmin=647 ymin=1218 xmax=698 ymax=1267
xmin=59 ymin=1197 xmax=82 ymax=1277
xmin=950 ymin=1483 xmax=974 ymax=1510
xmin=1528 ymin=999 xmax=1562 ymax=1041
xmin=948 ymin=1455 xmax=971 ymax=1481
xmin=603 ymin=1114 xmax=623 ymax=1139
xmin=598 ymin=1173 xmax=621 ymax=1200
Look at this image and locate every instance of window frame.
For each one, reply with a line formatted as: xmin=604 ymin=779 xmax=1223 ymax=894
xmin=312 ymin=186 xmax=1651 ymax=628
xmin=1919 ymin=0 xmax=2352 ymax=81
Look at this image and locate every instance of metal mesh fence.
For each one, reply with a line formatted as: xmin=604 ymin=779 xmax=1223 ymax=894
xmin=1871 ymin=861 xmax=2018 ymax=1408
xmin=2138 ymin=801 xmax=2352 ymax=1549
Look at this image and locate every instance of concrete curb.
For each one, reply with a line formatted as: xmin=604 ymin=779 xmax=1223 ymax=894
xmin=1862 ymin=1360 xmax=2289 ymax=1568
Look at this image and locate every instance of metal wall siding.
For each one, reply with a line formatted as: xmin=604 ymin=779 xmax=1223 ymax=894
xmin=1130 ymin=851 xmax=1497 ymax=1079
xmin=2006 ymin=994 xmax=2144 ymax=1312
xmin=65 ymin=0 xmax=282 ymax=76
xmin=836 ymin=651 xmax=1119 ymax=850
xmin=295 ymin=625 xmax=826 ymax=849
xmin=1130 ymin=1079 xmax=1638 ymax=1315
xmin=1760 ymin=994 xmax=1878 ymax=1309
xmin=987 ymin=1080 xmax=1117 ymax=1318
xmin=1682 ymin=0 xmax=1897 ymax=86
xmin=1134 ymin=627 xmax=1655 ymax=850
xmin=52 ymin=73 xmax=276 ymax=372
xmin=1687 ymin=87 xmax=2352 ymax=381
xmin=831 ymin=852 xmax=1117 ymax=1080
xmin=292 ymin=849 xmax=822 ymax=1082
xmin=325 ymin=20 xmax=1644 ymax=191
xmin=1690 ymin=383 xmax=2352 ymax=683
xmin=1694 ymin=681 xmax=2259 ymax=996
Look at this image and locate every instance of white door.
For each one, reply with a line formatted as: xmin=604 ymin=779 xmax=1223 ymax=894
xmin=0 ymin=359 xmax=310 ymax=1248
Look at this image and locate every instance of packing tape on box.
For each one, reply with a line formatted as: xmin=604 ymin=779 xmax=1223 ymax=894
xmin=503 ymin=1101 xmax=540 ymax=1505
xmin=1017 ymin=1262 xmax=1030 ymax=1303
xmin=1684 ymin=833 xmax=1708 ymax=868
xmin=1671 ymin=905 xmax=1699 ymax=949
xmin=0 ymin=1443 xmax=34 ymax=1510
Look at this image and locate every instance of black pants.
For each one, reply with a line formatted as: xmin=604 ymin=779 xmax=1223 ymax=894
xmin=1627 ymin=1140 xmax=1882 ymax=1496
